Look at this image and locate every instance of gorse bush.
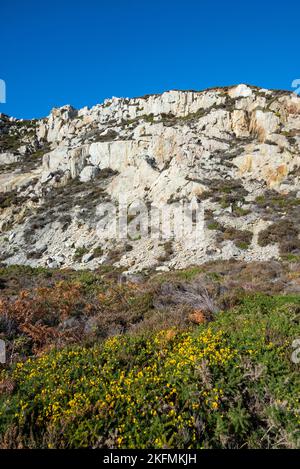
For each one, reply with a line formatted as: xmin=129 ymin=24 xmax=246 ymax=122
xmin=1 ymin=260 xmax=300 ymax=363
xmin=0 ymin=294 xmax=299 ymax=449
xmin=0 ymin=276 xmax=155 ymax=360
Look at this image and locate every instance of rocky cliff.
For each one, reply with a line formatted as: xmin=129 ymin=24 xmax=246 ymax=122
xmin=0 ymin=84 xmax=300 ymax=272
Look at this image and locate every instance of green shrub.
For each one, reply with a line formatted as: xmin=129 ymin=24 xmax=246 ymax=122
xmin=73 ymin=246 xmax=89 ymax=262
xmin=258 ymin=220 xmax=300 ymax=255
xmin=207 ymin=221 xmax=222 ymax=230
xmin=1 ymin=294 xmax=299 ymax=449
xmin=233 ymin=206 xmax=251 ymax=217
xmin=92 ymin=246 xmax=103 ymax=259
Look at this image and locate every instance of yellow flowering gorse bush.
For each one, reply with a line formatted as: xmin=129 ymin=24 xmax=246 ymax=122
xmin=0 ymin=294 xmax=299 ymax=449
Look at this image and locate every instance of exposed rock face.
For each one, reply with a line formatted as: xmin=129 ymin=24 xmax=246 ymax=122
xmin=0 ymin=84 xmax=300 ymax=272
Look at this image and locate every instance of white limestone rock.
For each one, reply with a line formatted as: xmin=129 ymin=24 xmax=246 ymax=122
xmin=0 ymin=152 xmax=20 ymax=165
xmin=79 ymin=165 xmax=99 ymax=182
xmin=0 ymin=84 xmax=300 ymax=272
xmin=228 ymin=84 xmax=253 ymax=98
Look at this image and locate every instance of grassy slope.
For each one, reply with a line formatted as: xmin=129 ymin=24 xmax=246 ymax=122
xmin=0 ymin=292 xmax=299 ymax=449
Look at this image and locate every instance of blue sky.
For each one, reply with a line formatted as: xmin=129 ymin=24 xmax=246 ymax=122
xmin=1 ymin=0 xmax=300 ymax=119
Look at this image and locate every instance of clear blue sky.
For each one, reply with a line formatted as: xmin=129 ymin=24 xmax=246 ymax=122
xmin=1 ymin=0 xmax=300 ymax=119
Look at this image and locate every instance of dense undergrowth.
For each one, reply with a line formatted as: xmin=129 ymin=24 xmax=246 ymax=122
xmin=0 ymin=261 xmax=299 ymax=448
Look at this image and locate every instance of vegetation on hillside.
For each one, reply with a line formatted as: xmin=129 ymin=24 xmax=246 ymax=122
xmin=0 ymin=261 xmax=299 ymax=448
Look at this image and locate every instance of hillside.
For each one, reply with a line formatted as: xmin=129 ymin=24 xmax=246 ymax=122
xmin=0 ymin=84 xmax=300 ymax=449
xmin=1 ymin=84 xmax=300 ymax=272
xmin=0 ymin=262 xmax=299 ymax=448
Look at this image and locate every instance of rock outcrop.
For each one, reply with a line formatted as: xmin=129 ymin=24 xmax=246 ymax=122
xmin=0 ymin=84 xmax=300 ymax=272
